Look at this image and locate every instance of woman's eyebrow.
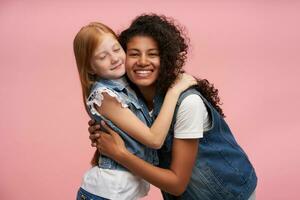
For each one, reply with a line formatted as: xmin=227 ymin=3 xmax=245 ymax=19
xmin=127 ymin=48 xmax=158 ymax=50
xmin=148 ymin=49 xmax=159 ymax=51
xmin=127 ymin=48 xmax=139 ymax=51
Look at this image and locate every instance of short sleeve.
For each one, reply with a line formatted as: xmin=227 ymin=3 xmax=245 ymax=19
xmin=86 ymin=87 xmax=128 ymax=117
xmin=174 ymin=94 xmax=209 ymax=139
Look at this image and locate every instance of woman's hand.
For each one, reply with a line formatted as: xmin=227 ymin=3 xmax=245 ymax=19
xmin=88 ymin=119 xmax=103 ymax=147
xmin=169 ymin=73 xmax=197 ymax=95
xmin=96 ymin=121 xmax=127 ymax=161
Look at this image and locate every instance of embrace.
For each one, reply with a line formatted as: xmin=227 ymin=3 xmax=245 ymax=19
xmin=73 ymin=14 xmax=257 ymax=200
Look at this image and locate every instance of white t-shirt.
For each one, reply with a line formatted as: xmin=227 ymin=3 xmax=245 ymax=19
xmin=81 ymin=78 xmax=150 ymax=200
xmin=174 ymin=94 xmax=211 ymax=139
xmin=81 ymin=94 xmax=210 ymax=199
xmin=81 ymin=167 xmax=149 ymax=200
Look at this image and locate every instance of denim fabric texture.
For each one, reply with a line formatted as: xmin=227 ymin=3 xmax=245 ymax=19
xmin=77 ymin=187 xmax=109 ymax=200
xmin=87 ymin=77 xmax=158 ymax=170
xmin=151 ymin=88 xmax=257 ymax=200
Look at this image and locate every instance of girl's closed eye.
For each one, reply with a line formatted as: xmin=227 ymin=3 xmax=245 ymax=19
xmin=98 ymin=54 xmax=107 ymax=60
xmin=113 ymin=48 xmax=121 ymax=52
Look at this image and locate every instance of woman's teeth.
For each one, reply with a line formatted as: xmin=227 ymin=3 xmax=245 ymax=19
xmin=135 ymin=70 xmax=152 ymax=77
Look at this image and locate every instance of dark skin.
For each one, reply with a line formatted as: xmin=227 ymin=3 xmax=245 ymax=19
xmin=88 ymin=119 xmax=199 ymax=196
xmin=88 ymin=35 xmax=199 ymax=196
xmin=88 ymin=119 xmax=100 ymax=147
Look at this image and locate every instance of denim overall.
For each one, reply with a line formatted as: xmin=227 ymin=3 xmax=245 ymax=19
xmin=152 ymin=88 xmax=257 ymax=200
xmin=87 ymin=77 xmax=158 ymax=170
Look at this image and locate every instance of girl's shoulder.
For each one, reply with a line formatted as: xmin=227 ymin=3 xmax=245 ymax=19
xmin=90 ymin=81 xmax=110 ymax=91
xmin=89 ymin=80 xmax=121 ymax=99
xmin=87 ymin=81 xmax=128 ymax=113
xmin=92 ymin=77 xmax=128 ymax=92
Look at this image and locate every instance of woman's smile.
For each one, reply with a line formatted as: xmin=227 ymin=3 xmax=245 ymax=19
xmin=125 ymin=36 xmax=160 ymax=89
xmin=133 ymin=69 xmax=154 ymax=78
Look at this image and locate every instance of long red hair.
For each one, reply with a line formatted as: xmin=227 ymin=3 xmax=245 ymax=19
xmin=73 ymin=22 xmax=118 ymax=166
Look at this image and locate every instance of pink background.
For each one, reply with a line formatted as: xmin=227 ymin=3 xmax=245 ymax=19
xmin=1 ymin=1 xmax=300 ymax=199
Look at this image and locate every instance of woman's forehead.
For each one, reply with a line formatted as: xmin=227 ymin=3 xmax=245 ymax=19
xmin=127 ymin=36 xmax=158 ymax=50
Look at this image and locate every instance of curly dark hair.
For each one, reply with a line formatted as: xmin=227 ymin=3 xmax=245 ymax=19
xmin=119 ymin=14 xmax=225 ymax=117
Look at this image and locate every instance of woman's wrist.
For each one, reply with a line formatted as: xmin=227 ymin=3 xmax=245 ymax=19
xmin=114 ymin=147 xmax=130 ymax=163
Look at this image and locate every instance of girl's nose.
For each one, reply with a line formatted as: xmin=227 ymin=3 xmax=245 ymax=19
xmin=111 ymin=54 xmax=118 ymax=64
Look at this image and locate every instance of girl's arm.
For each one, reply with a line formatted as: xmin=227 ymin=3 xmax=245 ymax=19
xmin=97 ymin=121 xmax=198 ymax=196
xmin=96 ymin=73 xmax=196 ymax=149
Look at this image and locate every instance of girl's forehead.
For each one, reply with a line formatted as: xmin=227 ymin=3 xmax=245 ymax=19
xmin=94 ymin=34 xmax=119 ymax=54
xmin=99 ymin=34 xmax=119 ymax=45
xmin=98 ymin=34 xmax=118 ymax=45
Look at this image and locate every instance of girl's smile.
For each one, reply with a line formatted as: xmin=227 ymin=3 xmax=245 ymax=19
xmin=90 ymin=33 xmax=126 ymax=79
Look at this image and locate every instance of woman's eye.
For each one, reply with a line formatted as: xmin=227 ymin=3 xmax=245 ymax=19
xmin=113 ymin=48 xmax=120 ymax=52
xmin=129 ymin=53 xmax=138 ymax=57
xmin=149 ymin=53 xmax=159 ymax=57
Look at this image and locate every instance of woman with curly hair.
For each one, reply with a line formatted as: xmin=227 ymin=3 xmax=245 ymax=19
xmin=89 ymin=14 xmax=257 ymax=200
xmin=73 ymin=21 xmax=196 ymax=200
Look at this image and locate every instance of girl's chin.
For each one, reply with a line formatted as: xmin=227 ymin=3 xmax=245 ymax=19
xmin=113 ymin=68 xmax=126 ymax=77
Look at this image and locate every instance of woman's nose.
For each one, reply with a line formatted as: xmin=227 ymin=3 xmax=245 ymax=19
xmin=137 ymin=55 xmax=149 ymax=66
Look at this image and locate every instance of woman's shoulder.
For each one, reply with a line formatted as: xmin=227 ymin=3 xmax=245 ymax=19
xmin=178 ymin=94 xmax=206 ymax=115
xmin=178 ymin=88 xmax=202 ymax=104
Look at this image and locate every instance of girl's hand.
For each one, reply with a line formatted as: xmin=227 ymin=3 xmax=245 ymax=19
xmin=88 ymin=119 xmax=101 ymax=147
xmin=96 ymin=121 xmax=127 ymax=161
xmin=169 ymin=73 xmax=197 ymax=95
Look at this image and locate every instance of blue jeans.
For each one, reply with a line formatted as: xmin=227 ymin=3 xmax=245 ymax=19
xmin=76 ymin=188 xmax=109 ymax=200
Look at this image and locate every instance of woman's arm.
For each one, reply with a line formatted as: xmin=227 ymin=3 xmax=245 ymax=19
xmin=97 ymin=73 xmax=196 ymax=149
xmin=96 ymin=121 xmax=198 ymax=196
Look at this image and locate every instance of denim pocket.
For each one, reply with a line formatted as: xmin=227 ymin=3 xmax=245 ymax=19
xmin=183 ymin=164 xmax=234 ymax=200
xmin=205 ymin=125 xmax=253 ymax=185
xmin=77 ymin=188 xmax=90 ymax=200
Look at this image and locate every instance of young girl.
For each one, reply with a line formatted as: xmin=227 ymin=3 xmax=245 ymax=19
xmin=89 ymin=14 xmax=257 ymax=200
xmin=73 ymin=22 xmax=196 ymax=200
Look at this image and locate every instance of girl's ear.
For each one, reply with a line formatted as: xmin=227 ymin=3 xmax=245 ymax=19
xmin=88 ymin=69 xmax=96 ymax=75
xmin=88 ymin=63 xmax=96 ymax=75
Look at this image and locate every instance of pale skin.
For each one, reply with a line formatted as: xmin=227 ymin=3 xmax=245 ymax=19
xmin=89 ymin=35 xmax=199 ymax=196
xmin=98 ymin=74 xmax=196 ymax=149
xmin=90 ymin=33 xmax=197 ymax=149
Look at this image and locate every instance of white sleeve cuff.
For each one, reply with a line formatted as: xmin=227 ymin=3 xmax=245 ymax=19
xmin=86 ymin=87 xmax=128 ymax=117
xmin=174 ymin=131 xmax=203 ymax=139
